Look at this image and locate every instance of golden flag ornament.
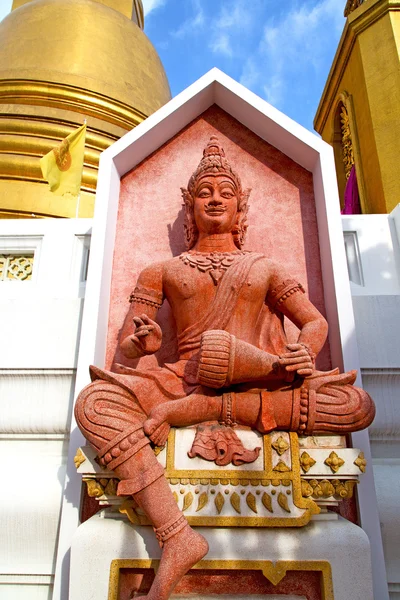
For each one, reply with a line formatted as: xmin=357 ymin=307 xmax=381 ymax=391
xmin=40 ymin=123 xmax=86 ymax=196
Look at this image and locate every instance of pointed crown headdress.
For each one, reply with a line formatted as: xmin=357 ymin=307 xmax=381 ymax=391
xmin=181 ymin=136 xmax=250 ymax=249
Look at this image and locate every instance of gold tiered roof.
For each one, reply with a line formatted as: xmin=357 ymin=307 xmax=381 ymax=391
xmin=0 ymin=0 xmax=171 ymax=218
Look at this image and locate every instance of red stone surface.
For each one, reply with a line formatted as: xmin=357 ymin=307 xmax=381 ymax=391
xmin=117 ymin=567 xmax=323 ymax=599
xmin=105 ymin=106 xmax=331 ymax=372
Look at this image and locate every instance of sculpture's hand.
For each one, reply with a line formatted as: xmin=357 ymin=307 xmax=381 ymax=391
xmin=120 ymin=314 xmax=162 ymax=358
xmin=278 ymin=343 xmax=314 ymax=378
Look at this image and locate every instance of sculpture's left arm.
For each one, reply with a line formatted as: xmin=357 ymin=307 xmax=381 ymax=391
xmin=266 ymin=266 xmax=328 ymax=376
xmin=279 ymin=291 xmax=328 ymax=358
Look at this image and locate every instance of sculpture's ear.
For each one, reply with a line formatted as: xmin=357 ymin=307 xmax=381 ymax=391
xmin=181 ymin=187 xmax=197 ymax=250
xmin=239 ymin=188 xmax=251 ymax=211
xmin=181 ymin=187 xmax=192 ymax=207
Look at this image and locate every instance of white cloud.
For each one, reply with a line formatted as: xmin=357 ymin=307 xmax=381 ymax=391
xmin=239 ymin=0 xmax=344 ymax=111
xmin=142 ymin=0 xmax=166 ymax=17
xmin=171 ymin=0 xmax=204 ymax=39
xmin=209 ymin=33 xmax=233 ymax=58
xmin=208 ymin=0 xmax=255 ymax=57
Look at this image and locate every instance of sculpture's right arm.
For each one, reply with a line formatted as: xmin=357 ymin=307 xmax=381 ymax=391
xmin=119 ymin=262 xmax=164 ymax=359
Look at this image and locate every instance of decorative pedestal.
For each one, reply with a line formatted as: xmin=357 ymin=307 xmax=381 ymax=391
xmin=70 ymin=512 xmax=372 ymax=599
xmin=71 ymin=430 xmax=372 ymax=599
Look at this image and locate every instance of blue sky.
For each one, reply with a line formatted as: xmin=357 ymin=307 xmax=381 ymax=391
xmin=0 ymin=0 xmax=345 ymax=131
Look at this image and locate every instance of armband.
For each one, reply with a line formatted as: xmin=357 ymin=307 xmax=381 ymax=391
xmin=267 ymin=278 xmax=305 ymax=309
xmin=129 ymin=285 xmax=163 ymax=309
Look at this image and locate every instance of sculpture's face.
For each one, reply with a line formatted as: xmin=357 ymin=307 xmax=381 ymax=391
xmin=193 ymin=175 xmax=238 ymax=235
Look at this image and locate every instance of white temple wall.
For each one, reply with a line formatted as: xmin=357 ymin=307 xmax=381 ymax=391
xmin=0 ymin=219 xmax=91 ymax=600
xmin=343 ymin=209 xmax=400 ymax=600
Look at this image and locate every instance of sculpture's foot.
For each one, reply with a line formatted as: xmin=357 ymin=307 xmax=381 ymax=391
xmin=300 ymin=369 xmax=376 ymax=433
xmin=144 ymin=404 xmax=171 ymax=446
xmin=135 ymin=526 xmax=208 ymax=599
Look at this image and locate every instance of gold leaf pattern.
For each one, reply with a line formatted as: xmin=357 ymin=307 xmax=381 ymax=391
xmin=246 ymin=492 xmax=258 ymax=514
xmin=262 ymin=492 xmax=273 ymax=513
xmin=230 ymin=492 xmax=241 ymax=514
xmin=215 ymin=492 xmax=225 ymax=514
xmin=182 ymin=492 xmax=194 ymax=511
xmin=119 ymin=499 xmax=140 ymax=525
xmin=173 ymin=491 xmax=179 ymax=504
xmin=332 ymin=479 xmax=357 ymax=499
xmin=354 ymin=452 xmax=367 ymax=473
xmin=300 ymin=451 xmax=316 ymax=473
xmin=273 ymin=460 xmax=290 ymax=472
xmin=104 ymin=479 xmax=118 ymax=496
xmin=196 ymin=492 xmax=209 ymax=512
xmin=319 ymin=480 xmax=335 ymax=497
xmin=340 ymin=104 xmax=354 ymax=179
xmin=324 ymin=451 xmax=345 ymax=474
xmin=278 ymin=492 xmax=291 ymax=513
xmin=301 ymin=480 xmax=314 ymax=498
xmin=271 ymin=435 xmax=289 ymax=456
xmin=84 ymin=479 xmax=104 ymax=498
xmin=74 ymin=448 xmax=85 ymax=469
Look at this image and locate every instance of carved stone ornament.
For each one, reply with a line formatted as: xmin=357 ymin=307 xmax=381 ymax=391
xmin=324 ymin=451 xmax=345 ymax=474
xmin=354 ymin=451 xmax=367 ymax=473
xmin=344 ymin=0 xmax=364 ymax=17
xmin=180 ymin=250 xmax=248 ymax=285
xmin=340 ymin=103 xmax=355 ymax=180
xmin=74 ymin=137 xmax=375 ymax=600
xmin=300 ymin=451 xmax=317 ymax=473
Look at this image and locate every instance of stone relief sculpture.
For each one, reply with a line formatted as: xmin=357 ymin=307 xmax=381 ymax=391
xmin=75 ymin=136 xmax=375 ymax=600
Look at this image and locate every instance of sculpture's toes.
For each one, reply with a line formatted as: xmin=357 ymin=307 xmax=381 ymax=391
xmin=149 ymin=422 xmax=171 ymax=447
xmin=143 ymin=406 xmax=167 ymax=437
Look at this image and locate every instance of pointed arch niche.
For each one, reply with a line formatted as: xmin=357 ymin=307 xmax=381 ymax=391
xmin=331 ymin=93 xmax=366 ymax=213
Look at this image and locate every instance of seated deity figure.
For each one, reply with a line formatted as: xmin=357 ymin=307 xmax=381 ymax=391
xmin=75 ymin=136 xmax=375 ymax=600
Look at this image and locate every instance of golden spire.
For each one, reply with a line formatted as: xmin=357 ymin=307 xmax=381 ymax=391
xmin=0 ymin=0 xmax=170 ymax=218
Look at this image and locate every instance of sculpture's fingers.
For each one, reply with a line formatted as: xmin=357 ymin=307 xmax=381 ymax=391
xmin=285 ymin=361 xmax=313 ymax=372
xmin=133 ymin=316 xmax=144 ymax=328
xmin=281 ymin=350 xmax=308 ymax=359
xmin=140 ymin=314 xmax=152 ymax=324
xmin=135 ymin=328 xmax=150 ymax=338
xmin=280 ymin=355 xmax=310 ymax=365
xmin=297 ymin=367 xmax=314 ymax=376
xmin=286 ymin=343 xmax=303 ymax=351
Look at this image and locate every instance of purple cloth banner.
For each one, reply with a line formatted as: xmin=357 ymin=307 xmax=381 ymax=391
xmin=341 ymin=165 xmax=361 ymax=214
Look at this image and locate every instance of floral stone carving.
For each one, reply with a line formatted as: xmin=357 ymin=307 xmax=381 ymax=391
xmin=75 ymin=136 xmax=375 ymax=600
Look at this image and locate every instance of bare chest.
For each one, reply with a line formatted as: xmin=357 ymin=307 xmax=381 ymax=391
xmin=163 ymin=256 xmax=269 ymax=309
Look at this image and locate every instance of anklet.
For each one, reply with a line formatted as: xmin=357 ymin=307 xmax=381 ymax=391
xmin=154 ymin=514 xmax=187 ymax=548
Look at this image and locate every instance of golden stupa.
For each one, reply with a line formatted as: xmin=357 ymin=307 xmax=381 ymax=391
xmin=0 ymin=0 xmax=171 ymax=218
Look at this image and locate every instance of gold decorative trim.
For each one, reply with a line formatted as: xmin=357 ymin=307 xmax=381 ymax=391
xmin=108 ymin=558 xmax=334 ymax=600
xmin=163 ymin=430 xmax=319 ymax=527
xmin=344 ymin=0 xmax=364 ymax=17
xmin=340 ymin=103 xmax=354 ymax=180
xmin=74 ymin=448 xmax=85 ymax=469
xmin=324 ymin=451 xmax=345 ymax=473
xmin=300 ymin=451 xmax=316 ymax=473
xmin=271 ymin=435 xmax=289 ymax=455
xmin=83 ymin=477 xmax=119 ymax=498
xmin=315 ymin=0 xmax=400 ymax=133
xmin=0 ymin=80 xmax=147 ymax=130
xmin=302 ymin=478 xmax=357 ymax=500
xmin=354 ymin=451 xmax=367 ymax=473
